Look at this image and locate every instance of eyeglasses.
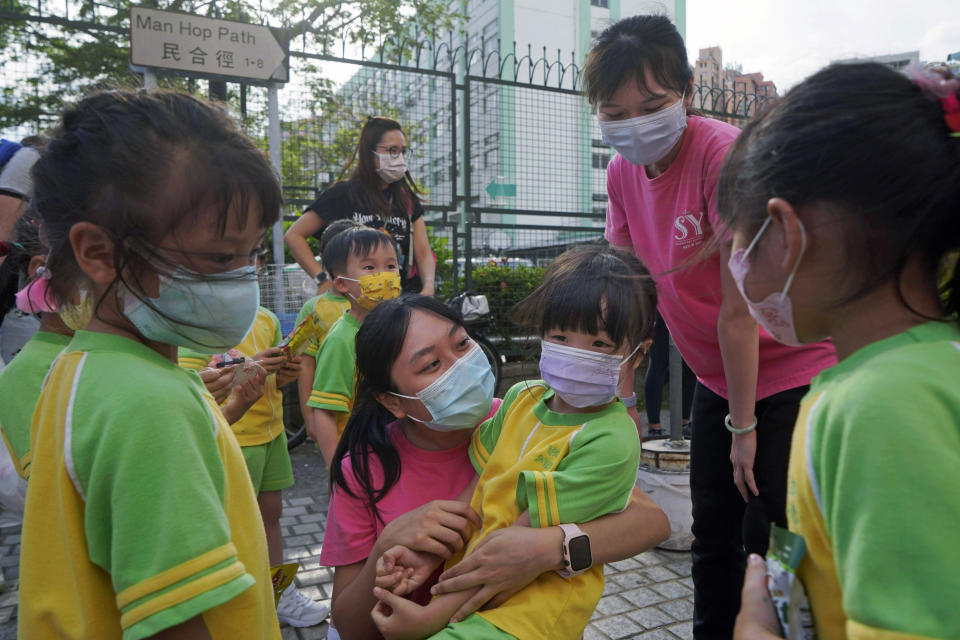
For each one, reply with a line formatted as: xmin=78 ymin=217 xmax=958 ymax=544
xmin=373 ymin=145 xmax=409 ymax=159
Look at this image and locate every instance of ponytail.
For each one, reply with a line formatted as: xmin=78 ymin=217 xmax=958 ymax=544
xmin=329 ymin=380 xmax=401 ymax=526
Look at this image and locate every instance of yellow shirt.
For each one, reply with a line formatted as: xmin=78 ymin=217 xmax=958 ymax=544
xmin=20 ymin=331 xmax=279 ymax=640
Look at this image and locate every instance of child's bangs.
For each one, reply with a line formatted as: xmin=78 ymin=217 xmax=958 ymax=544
xmin=159 ymin=146 xmax=281 ymax=239
xmin=348 ymin=228 xmax=398 ymax=260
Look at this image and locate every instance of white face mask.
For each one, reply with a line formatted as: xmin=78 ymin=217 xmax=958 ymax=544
xmin=727 ymin=217 xmax=808 ymax=347
xmin=598 ymin=96 xmax=687 ymax=166
xmin=375 ymin=153 xmax=408 ymax=184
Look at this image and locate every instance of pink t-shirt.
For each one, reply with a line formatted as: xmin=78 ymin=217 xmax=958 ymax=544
xmin=604 ymin=116 xmax=836 ymax=399
xmin=321 ymin=399 xmax=502 ymax=571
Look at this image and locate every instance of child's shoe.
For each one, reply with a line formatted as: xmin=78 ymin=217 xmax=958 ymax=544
xmin=277 ymin=583 xmax=329 ymax=627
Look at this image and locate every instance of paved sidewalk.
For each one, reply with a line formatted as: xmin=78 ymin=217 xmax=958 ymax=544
xmin=0 ymin=445 xmax=693 ymax=639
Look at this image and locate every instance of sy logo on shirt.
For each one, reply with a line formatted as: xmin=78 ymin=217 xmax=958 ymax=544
xmin=673 ymin=210 xmax=707 ymax=250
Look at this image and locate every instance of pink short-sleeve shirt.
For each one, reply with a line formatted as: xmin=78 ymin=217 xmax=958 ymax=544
xmin=604 ymin=116 xmax=836 ymax=399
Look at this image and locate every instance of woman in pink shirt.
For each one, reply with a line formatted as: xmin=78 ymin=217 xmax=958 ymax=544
xmin=584 ymin=15 xmax=836 ymax=640
xmin=321 ymin=295 xmax=668 ymax=639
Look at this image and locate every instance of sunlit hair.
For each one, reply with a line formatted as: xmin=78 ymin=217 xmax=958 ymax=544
xmin=32 ymin=89 xmax=281 ymax=320
xmin=513 ymin=244 xmax=658 ymax=358
xmin=717 ymin=62 xmax=960 ymax=319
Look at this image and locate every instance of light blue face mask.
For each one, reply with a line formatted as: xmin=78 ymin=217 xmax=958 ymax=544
xmin=391 ymin=343 xmax=495 ymax=431
xmin=121 ymin=262 xmax=260 ymax=354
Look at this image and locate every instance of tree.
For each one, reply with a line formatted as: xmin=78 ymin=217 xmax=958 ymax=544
xmin=0 ymin=0 xmax=463 ymax=131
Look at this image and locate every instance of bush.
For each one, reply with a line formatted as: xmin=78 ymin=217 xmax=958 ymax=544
xmin=466 ymin=262 xmax=546 ymax=347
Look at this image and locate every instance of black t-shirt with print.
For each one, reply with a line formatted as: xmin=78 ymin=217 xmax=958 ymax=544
xmin=305 ymin=180 xmax=423 ymax=280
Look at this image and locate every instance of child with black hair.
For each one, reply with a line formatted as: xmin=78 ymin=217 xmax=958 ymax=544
xmin=294 ymin=219 xmax=357 ymax=424
xmin=306 ymin=224 xmax=401 ymax=464
xmin=370 ymin=245 xmax=665 ymax=640
xmin=0 ymin=208 xmax=75 ymax=513
xmin=721 ymin=62 xmax=960 ymax=639
xmin=19 ymin=90 xmax=282 ymax=639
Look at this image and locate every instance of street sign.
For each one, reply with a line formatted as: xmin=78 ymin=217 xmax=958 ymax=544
xmin=485 ymin=180 xmax=516 ymax=198
xmin=130 ymin=7 xmax=288 ymax=83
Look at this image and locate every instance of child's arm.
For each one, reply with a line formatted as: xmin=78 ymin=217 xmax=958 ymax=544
xmin=296 ymin=355 xmax=317 ymax=422
xmin=307 ymin=407 xmax=340 ymax=465
xmin=371 ymin=585 xmax=482 ymax=640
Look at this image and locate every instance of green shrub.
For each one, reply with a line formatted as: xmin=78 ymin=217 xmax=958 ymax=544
xmin=466 ymin=262 xmax=545 ymax=346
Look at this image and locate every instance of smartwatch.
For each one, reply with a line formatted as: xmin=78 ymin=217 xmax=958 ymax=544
xmin=557 ymin=523 xmax=592 ymax=578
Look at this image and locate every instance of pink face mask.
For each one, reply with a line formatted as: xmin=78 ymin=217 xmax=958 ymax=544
xmin=15 ymin=269 xmax=58 ymax=314
xmin=727 ymin=217 xmax=807 ymax=347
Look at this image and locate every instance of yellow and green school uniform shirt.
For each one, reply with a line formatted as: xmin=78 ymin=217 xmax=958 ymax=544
xmin=19 ymin=331 xmax=279 ymax=640
xmin=294 ymin=291 xmax=350 ymax=359
xmin=787 ymin=321 xmax=960 ymax=640
xmin=179 ymin=307 xmax=284 ymax=446
xmin=0 ymin=330 xmax=70 ymax=479
xmin=460 ymin=380 xmax=640 ymax=640
xmin=306 ymin=312 xmax=360 ymax=437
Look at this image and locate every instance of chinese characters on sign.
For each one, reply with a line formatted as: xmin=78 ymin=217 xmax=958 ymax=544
xmin=130 ymin=7 xmax=287 ymax=82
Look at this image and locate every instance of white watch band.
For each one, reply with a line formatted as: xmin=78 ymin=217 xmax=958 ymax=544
xmin=557 ymin=523 xmax=592 ymax=578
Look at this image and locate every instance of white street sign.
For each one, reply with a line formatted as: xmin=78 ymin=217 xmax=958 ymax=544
xmin=130 ymin=7 xmax=287 ymax=83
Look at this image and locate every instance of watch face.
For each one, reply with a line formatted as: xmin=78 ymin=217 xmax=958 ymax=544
xmin=568 ymin=534 xmax=592 ymax=572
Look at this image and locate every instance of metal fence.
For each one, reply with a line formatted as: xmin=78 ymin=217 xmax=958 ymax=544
xmin=1 ymin=2 xmax=772 ymax=346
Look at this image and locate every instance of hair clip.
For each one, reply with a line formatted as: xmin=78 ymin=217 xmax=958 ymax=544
xmin=0 ymin=241 xmax=24 ymax=257
xmin=905 ymin=63 xmax=960 ymax=136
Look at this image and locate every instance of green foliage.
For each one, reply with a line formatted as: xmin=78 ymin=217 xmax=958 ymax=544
xmin=465 ymin=263 xmax=546 ymax=346
xmin=0 ymin=0 xmax=464 ymax=131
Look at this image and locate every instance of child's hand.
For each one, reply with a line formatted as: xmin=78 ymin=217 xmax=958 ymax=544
xmin=370 ymin=587 xmax=441 ymax=640
xmin=198 ymin=367 xmax=233 ymax=404
xmin=253 ymin=346 xmax=287 ymax=375
xmin=275 ymin=356 xmax=302 ymax=388
xmin=221 ymin=364 xmax=266 ymax=424
xmin=376 ymin=545 xmax=441 ymax=596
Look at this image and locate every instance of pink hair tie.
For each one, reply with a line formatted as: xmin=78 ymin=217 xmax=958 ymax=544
xmin=942 ymin=94 xmax=960 ymax=135
xmin=906 ymin=63 xmax=960 ymax=136
xmin=15 ymin=267 xmax=58 ymax=314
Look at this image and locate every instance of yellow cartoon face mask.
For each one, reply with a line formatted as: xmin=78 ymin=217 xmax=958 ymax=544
xmin=340 ymin=271 xmax=401 ymax=310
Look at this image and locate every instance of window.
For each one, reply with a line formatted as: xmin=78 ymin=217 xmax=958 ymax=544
xmin=592 ymin=152 xmax=610 ymax=170
xmin=591 ymin=0 xmax=609 ymax=7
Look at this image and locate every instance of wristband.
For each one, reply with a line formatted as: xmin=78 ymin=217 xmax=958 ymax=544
xmin=725 ymin=414 xmax=757 ymax=435
xmin=619 ymin=393 xmax=638 ymax=408
xmin=314 ymin=271 xmax=328 ymax=284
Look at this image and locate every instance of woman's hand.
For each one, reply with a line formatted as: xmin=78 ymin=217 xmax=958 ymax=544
xmin=734 ymin=554 xmax=783 ymax=640
xmin=430 ymin=524 xmax=561 ymax=621
xmin=731 ymin=430 xmax=760 ymax=502
xmin=377 ymin=500 xmax=481 ymax=561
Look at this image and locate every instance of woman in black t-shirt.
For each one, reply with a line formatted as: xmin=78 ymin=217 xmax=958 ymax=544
xmin=285 ymin=117 xmax=436 ymax=295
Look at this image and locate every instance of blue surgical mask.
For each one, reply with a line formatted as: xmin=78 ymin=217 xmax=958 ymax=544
xmin=121 ymin=262 xmax=260 ymax=353
xmin=598 ymin=96 xmax=687 ymax=166
xmin=391 ymin=343 xmax=495 ymax=431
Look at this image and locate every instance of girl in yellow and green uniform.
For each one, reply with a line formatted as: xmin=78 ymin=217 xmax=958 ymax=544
xmin=19 ymin=90 xmax=281 ymax=640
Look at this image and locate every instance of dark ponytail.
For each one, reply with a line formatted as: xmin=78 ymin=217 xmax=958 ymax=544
xmin=329 ymin=295 xmax=465 ymax=523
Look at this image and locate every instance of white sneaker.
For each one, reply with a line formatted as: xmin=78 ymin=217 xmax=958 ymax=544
xmin=276 ymin=583 xmax=329 ymax=628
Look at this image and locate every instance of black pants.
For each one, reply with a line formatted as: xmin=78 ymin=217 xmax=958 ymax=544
xmin=689 ymin=382 xmax=807 ymax=640
xmin=644 ymin=313 xmax=696 ymax=424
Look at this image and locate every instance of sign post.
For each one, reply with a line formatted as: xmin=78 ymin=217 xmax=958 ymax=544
xmin=130 ymin=7 xmax=288 ymax=83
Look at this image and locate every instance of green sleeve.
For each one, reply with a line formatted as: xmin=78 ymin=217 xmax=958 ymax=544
xmin=812 ymin=366 xmax=960 ymax=638
xmin=75 ymin=366 xmax=253 ymax=638
xmin=306 ymin=326 xmax=355 ymax=412
xmin=469 ymin=382 xmax=526 ymax=473
xmin=517 ymin=411 xmax=640 ymax=528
